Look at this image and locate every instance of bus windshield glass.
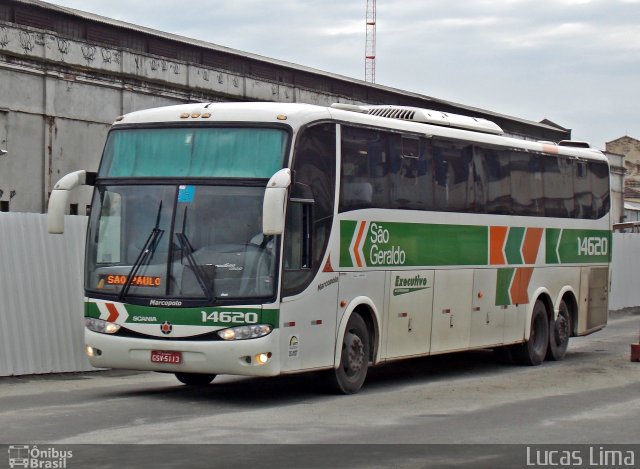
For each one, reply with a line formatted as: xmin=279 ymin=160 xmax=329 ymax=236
xmin=99 ymin=127 xmax=288 ymax=178
xmin=85 ymin=184 xmax=277 ymax=303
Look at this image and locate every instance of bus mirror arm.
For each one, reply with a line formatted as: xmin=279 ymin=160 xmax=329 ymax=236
xmin=263 ymin=168 xmax=291 ymax=235
xmin=47 ymin=170 xmax=96 ymax=234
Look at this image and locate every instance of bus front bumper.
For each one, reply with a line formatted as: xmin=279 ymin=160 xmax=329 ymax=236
xmin=85 ymin=329 xmax=281 ymax=377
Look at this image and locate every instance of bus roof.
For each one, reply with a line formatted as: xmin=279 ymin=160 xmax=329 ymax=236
xmin=112 ymin=102 xmax=608 ymax=163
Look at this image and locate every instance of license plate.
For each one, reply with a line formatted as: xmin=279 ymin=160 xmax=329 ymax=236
xmin=150 ymin=350 xmax=182 ymax=364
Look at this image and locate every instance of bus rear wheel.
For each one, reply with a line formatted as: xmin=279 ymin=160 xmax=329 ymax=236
xmin=547 ymin=300 xmax=571 ymax=361
xmin=331 ymin=313 xmax=370 ymax=394
xmin=513 ymin=300 xmax=549 ymax=366
xmin=175 ymin=372 xmax=216 ymax=386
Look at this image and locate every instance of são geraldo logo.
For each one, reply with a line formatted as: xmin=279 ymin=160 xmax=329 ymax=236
xmin=8 ymin=445 xmax=73 ymax=468
xmin=349 ymin=221 xmax=406 ymax=268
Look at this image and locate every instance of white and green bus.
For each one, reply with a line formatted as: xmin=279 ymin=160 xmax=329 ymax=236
xmin=48 ymin=102 xmax=611 ymax=393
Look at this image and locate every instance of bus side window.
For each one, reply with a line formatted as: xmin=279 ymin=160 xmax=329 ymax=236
xmin=590 ymin=161 xmax=610 ymax=219
xmin=283 ymin=200 xmax=312 ymax=270
xmin=390 ymin=136 xmax=431 ymax=210
xmin=282 ymin=123 xmax=336 ymax=297
xmin=478 ymin=147 xmax=512 ymax=215
xmin=543 ymin=155 xmax=575 ymax=218
xmin=574 ymin=161 xmax=593 ymax=219
xmin=432 ymin=139 xmax=473 ymax=212
xmin=511 ymin=151 xmax=543 ymax=216
xmin=340 ymin=126 xmax=391 ymax=211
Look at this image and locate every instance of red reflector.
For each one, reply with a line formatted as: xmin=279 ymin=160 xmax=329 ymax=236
xmin=311 ymin=320 xmax=323 ymax=325
xmin=284 ymin=321 xmax=296 ymax=327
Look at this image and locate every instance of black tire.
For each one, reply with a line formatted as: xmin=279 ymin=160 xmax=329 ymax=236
xmin=331 ymin=313 xmax=370 ymax=394
xmin=546 ymin=300 xmax=571 ymax=361
xmin=512 ymin=300 xmax=549 ymax=366
xmin=175 ymin=372 xmax=216 ymax=386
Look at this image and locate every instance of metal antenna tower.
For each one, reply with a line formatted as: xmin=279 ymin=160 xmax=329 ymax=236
xmin=365 ymin=0 xmax=376 ymax=83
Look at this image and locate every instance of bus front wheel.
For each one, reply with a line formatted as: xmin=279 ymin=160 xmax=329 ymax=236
xmin=175 ymin=372 xmax=216 ymax=386
xmin=331 ymin=313 xmax=370 ymax=394
xmin=513 ymin=300 xmax=549 ymax=366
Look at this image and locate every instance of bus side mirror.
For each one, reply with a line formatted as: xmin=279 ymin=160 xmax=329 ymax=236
xmin=263 ymin=168 xmax=291 ymax=235
xmin=48 ymin=170 xmax=96 ymax=234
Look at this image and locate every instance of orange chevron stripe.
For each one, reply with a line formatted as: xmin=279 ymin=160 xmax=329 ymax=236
xmin=522 ymin=228 xmax=543 ymax=264
xmin=510 ymin=267 xmax=533 ymax=304
xmin=490 ymin=226 xmax=508 ymax=265
xmin=105 ymin=302 xmax=119 ymax=322
xmin=323 ymin=255 xmax=334 ymax=272
xmin=353 ymin=221 xmax=367 ymax=268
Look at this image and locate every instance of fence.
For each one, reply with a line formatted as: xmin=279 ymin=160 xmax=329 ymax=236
xmin=610 ymin=232 xmax=640 ymax=310
xmin=0 ymin=213 xmax=91 ymax=376
xmin=0 ymin=214 xmax=638 ymax=376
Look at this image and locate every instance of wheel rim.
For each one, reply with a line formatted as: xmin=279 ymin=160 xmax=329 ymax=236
xmin=342 ymin=330 xmax=364 ymax=378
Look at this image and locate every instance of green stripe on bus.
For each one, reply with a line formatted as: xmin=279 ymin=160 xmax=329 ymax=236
xmin=341 ymin=221 xmax=611 ymax=269
xmin=505 ymin=227 xmax=525 ymax=265
xmin=496 ymin=268 xmax=514 ymax=306
xmin=85 ymin=302 xmax=100 ymax=319
xmin=546 ymin=228 xmax=611 ymax=264
xmin=545 ymin=229 xmax=562 ymax=264
xmin=84 ymin=302 xmax=280 ymax=328
xmin=341 ymin=220 xmax=487 ymax=268
xmin=340 ymin=220 xmax=358 ymax=268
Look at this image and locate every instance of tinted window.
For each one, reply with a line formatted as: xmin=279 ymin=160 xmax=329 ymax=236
xmin=542 ymin=155 xmax=575 ymax=217
xmin=340 ymin=126 xmax=391 ymax=211
xmin=474 ymin=147 xmax=511 ymax=215
xmin=282 ymin=123 xmax=336 ymax=297
xmin=591 ymin=161 xmax=610 ymax=219
xmin=338 ymin=125 xmax=609 ymax=220
xmin=390 ymin=137 xmax=431 ymax=210
xmin=101 ymin=127 xmax=288 ymax=178
xmin=511 ymin=152 xmax=543 ymax=216
xmin=431 ymin=139 xmax=474 ymax=212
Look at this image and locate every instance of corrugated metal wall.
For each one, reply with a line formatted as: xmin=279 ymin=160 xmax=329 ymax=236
xmin=610 ymin=233 xmax=640 ymax=311
xmin=0 ymin=213 xmax=92 ymax=376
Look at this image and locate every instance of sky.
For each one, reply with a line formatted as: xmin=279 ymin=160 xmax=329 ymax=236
xmin=46 ymin=0 xmax=640 ymax=149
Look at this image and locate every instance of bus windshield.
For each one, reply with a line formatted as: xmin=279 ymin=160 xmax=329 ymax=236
xmin=86 ymin=184 xmax=276 ymax=303
xmin=99 ymin=127 xmax=288 ymax=178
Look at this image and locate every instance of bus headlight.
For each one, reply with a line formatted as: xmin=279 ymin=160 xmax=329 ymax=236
xmin=85 ymin=317 xmax=121 ymax=334
xmin=217 ymin=324 xmax=272 ymax=341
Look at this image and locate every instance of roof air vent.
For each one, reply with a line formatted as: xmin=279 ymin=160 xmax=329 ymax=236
xmin=331 ymin=103 xmax=503 ymax=135
xmin=558 ymin=140 xmax=591 ymax=148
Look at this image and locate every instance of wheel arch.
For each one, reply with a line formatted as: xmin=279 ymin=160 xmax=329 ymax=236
xmin=333 ymin=296 xmax=381 ymax=368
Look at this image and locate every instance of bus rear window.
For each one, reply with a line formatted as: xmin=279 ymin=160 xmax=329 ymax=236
xmin=99 ymin=127 xmax=288 ymax=178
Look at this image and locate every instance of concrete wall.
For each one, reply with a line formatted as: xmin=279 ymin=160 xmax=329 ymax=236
xmin=0 ymin=21 xmax=362 ymax=214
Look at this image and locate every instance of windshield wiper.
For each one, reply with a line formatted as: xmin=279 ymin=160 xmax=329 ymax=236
xmin=119 ymin=202 xmax=164 ymax=301
xmin=174 ymin=205 xmax=216 ymax=302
